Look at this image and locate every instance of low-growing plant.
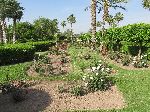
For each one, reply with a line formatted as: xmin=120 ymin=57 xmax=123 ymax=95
xmin=132 ymin=55 xmax=148 ymax=68
xmin=82 ymin=72 xmax=112 ymax=92
xmin=70 ymin=85 xmax=86 ymax=96
xmin=121 ymin=54 xmax=131 ymax=66
xmin=58 ymin=85 xmax=68 ymax=93
xmin=108 ymin=51 xmax=120 ymax=62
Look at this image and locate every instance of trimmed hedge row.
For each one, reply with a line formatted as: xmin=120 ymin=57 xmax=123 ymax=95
xmin=0 ymin=41 xmax=56 ymax=65
xmin=27 ymin=41 xmax=56 ymax=52
xmin=97 ymin=23 xmax=150 ymax=56
xmin=0 ymin=44 xmax=35 ymax=65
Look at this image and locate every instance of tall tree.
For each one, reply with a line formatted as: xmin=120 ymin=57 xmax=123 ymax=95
xmin=67 ymin=14 xmax=76 ymax=31
xmin=33 ymin=17 xmax=59 ymax=41
xmin=61 ymin=21 xmax=67 ymax=31
xmin=91 ymin=0 xmax=97 ymax=43
xmin=8 ymin=0 xmax=24 ymax=43
xmin=0 ymin=0 xmax=9 ymax=43
xmin=67 ymin=14 xmax=76 ymax=42
xmin=143 ymin=0 xmax=150 ymax=10
xmin=114 ymin=12 xmax=124 ymax=25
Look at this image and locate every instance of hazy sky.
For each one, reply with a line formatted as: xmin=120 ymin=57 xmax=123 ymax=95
xmin=18 ymin=0 xmax=150 ymax=33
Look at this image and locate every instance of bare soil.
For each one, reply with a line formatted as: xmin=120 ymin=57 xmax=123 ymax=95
xmin=0 ymin=81 xmax=126 ymax=112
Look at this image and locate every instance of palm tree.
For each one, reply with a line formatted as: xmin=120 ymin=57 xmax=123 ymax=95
xmin=143 ymin=0 xmax=150 ymax=10
xmin=67 ymin=14 xmax=76 ymax=42
xmin=8 ymin=0 xmax=24 ymax=43
xmin=114 ymin=12 xmax=124 ymax=25
xmin=96 ymin=21 xmax=103 ymax=31
xmin=61 ymin=21 xmax=66 ymax=32
xmin=0 ymin=0 xmax=8 ymax=43
xmin=90 ymin=0 xmax=97 ymax=43
xmin=67 ymin=14 xmax=76 ymax=30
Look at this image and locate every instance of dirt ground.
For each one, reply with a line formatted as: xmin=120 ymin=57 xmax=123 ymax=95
xmin=0 ymin=81 xmax=126 ymax=112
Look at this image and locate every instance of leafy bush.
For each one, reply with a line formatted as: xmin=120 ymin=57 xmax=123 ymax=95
xmin=98 ymin=23 xmax=150 ymax=55
xmin=82 ymin=60 xmax=113 ymax=92
xmin=70 ymin=85 xmax=85 ymax=96
xmin=0 ymin=44 xmax=35 ymax=65
xmin=82 ymin=72 xmax=112 ymax=92
xmin=121 ymin=54 xmax=131 ymax=66
xmin=132 ymin=55 xmax=148 ymax=68
xmin=27 ymin=41 xmax=55 ymax=52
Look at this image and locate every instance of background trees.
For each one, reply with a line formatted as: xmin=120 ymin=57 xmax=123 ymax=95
xmin=143 ymin=0 xmax=150 ymax=10
xmin=0 ymin=0 xmax=24 ymax=44
xmin=67 ymin=14 xmax=76 ymax=31
xmin=61 ymin=21 xmax=66 ymax=31
xmin=33 ymin=17 xmax=59 ymax=41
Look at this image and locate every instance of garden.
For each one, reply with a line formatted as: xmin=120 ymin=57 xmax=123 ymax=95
xmin=0 ymin=0 xmax=150 ymax=112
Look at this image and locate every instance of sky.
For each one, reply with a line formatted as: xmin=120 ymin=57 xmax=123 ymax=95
xmin=17 ymin=0 xmax=150 ymax=33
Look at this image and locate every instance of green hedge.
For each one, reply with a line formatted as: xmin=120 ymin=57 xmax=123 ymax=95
xmin=99 ymin=23 xmax=150 ymax=55
xmin=0 ymin=44 xmax=35 ymax=65
xmin=27 ymin=41 xmax=56 ymax=52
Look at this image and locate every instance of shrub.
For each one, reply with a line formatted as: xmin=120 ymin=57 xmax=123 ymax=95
xmin=121 ymin=54 xmax=131 ymax=66
xmin=27 ymin=41 xmax=56 ymax=52
xmin=0 ymin=44 xmax=35 ymax=65
xmin=98 ymin=23 xmax=150 ymax=55
xmin=70 ymin=85 xmax=85 ymax=96
xmin=83 ymin=72 xmax=112 ymax=92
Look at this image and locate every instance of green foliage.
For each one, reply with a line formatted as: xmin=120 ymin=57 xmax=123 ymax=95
xmin=27 ymin=41 xmax=55 ymax=52
xmin=7 ymin=22 xmax=35 ymax=42
xmin=0 ymin=44 xmax=35 ymax=65
xmin=70 ymin=85 xmax=85 ymax=96
xmin=99 ymin=23 xmax=150 ymax=55
xmin=33 ymin=17 xmax=59 ymax=41
xmin=121 ymin=54 xmax=131 ymax=66
xmin=83 ymin=72 xmax=113 ymax=92
xmin=143 ymin=0 xmax=150 ymax=10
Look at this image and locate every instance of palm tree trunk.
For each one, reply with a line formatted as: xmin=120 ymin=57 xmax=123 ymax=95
xmin=91 ymin=0 xmax=96 ymax=43
xmin=13 ymin=18 xmax=16 ymax=44
xmin=0 ymin=20 xmax=3 ymax=43
xmin=101 ymin=0 xmax=109 ymax=55
xmin=1 ymin=19 xmax=7 ymax=44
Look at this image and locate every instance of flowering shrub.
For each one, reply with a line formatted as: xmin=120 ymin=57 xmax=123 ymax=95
xmin=82 ymin=72 xmax=112 ymax=92
xmin=82 ymin=60 xmax=113 ymax=92
xmin=91 ymin=60 xmax=112 ymax=74
xmin=132 ymin=55 xmax=148 ymax=68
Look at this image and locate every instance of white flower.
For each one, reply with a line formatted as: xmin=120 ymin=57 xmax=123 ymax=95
xmin=101 ymin=79 xmax=104 ymax=82
xmin=133 ymin=61 xmax=136 ymax=63
xmin=90 ymin=76 xmax=93 ymax=80
xmin=82 ymin=76 xmax=86 ymax=81
xmin=144 ymin=55 xmax=147 ymax=57
xmin=106 ymin=68 xmax=110 ymax=72
xmin=133 ymin=56 xmax=137 ymax=60
xmin=96 ymin=73 xmax=99 ymax=76
xmin=84 ymin=83 xmax=88 ymax=87
xmin=98 ymin=60 xmax=102 ymax=63
xmin=140 ymin=55 xmax=143 ymax=59
xmin=82 ymin=77 xmax=85 ymax=81
xmin=91 ymin=67 xmax=97 ymax=71
xmin=99 ymin=64 xmax=102 ymax=67
xmin=101 ymin=67 xmax=105 ymax=72
xmin=97 ymin=66 xmax=100 ymax=70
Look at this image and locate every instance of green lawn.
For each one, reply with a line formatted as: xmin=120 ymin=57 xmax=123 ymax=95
xmin=1 ymin=46 xmax=150 ymax=112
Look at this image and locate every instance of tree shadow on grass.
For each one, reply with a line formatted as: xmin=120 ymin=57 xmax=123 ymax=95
xmin=0 ymin=88 xmax=52 ymax=112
